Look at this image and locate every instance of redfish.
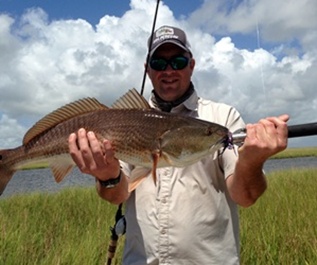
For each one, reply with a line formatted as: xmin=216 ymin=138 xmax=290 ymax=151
xmin=0 ymin=89 xmax=231 ymax=195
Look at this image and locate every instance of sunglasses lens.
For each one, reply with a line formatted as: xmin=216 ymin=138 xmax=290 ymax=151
xmin=149 ymin=56 xmax=189 ymax=71
xmin=150 ymin=58 xmax=168 ymax=71
xmin=171 ymin=56 xmax=189 ymax=70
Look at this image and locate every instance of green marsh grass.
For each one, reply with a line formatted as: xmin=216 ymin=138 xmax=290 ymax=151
xmin=271 ymin=146 xmax=317 ymax=159
xmin=1 ymin=167 xmax=316 ymax=264
xmin=240 ymin=168 xmax=317 ymax=264
xmin=0 ymin=188 xmax=124 ymax=265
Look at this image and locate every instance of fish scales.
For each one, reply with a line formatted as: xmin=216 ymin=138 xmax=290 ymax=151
xmin=0 ymin=89 xmax=231 ymax=195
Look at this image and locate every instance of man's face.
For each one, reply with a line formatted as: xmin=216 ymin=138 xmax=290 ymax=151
xmin=147 ymin=43 xmax=195 ymax=102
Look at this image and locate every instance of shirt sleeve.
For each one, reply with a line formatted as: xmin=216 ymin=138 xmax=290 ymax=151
xmin=221 ymin=105 xmax=245 ymax=179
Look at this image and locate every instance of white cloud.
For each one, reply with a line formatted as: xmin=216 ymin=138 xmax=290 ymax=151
xmin=189 ymin=0 xmax=317 ymax=43
xmin=0 ymin=114 xmax=26 ymax=148
xmin=0 ymin=0 xmax=316 ymax=149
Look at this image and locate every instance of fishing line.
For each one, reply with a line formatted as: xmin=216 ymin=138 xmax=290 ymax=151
xmin=140 ymin=0 xmax=161 ymax=96
xmin=256 ymin=20 xmax=268 ymax=117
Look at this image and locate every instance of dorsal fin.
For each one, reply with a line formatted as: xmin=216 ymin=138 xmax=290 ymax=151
xmin=111 ymin=88 xmax=151 ymax=109
xmin=23 ymin=97 xmax=108 ymax=145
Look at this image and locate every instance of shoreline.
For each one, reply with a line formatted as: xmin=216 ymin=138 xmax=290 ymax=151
xmin=1 ymin=156 xmax=316 ymax=198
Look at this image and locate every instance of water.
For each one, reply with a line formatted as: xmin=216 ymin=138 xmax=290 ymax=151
xmin=2 ymin=168 xmax=95 ymax=198
xmin=264 ymin=156 xmax=317 ymax=173
xmin=1 ymin=157 xmax=316 ymax=198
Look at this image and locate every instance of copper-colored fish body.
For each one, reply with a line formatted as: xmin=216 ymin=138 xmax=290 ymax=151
xmin=0 ymin=89 xmax=230 ymax=195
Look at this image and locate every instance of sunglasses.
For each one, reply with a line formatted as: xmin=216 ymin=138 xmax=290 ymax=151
xmin=149 ymin=55 xmax=190 ymax=71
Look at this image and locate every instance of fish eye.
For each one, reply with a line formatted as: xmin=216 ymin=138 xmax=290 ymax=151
xmin=206 ymin=128 xmax=213 ymax=136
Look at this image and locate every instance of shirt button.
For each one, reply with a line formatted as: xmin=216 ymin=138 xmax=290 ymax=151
xmin=161 ymin=229 xmax=167 ymax=234
xmin=162 ymin=197 xmax=167 ymax=204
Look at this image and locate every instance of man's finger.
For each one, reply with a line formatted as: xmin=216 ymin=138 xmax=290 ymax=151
xmin=87 ymin=131 xmax=107 ymax=166
xmin=68 ymin=132 xmax=86 ymax=169
xmin=103 ymin=140 xmax=118 ymax=164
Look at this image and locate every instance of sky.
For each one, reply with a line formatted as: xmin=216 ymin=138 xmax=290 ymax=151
xmin=0 ymin=0 xmax=316 ymax=149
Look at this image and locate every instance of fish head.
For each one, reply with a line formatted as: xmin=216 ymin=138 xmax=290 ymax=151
xmin=159 ymin=123 xmax=230 ymax=167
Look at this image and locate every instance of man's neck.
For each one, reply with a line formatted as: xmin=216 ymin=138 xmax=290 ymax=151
xmin=152 ymin=82 xmax=195 ymax=112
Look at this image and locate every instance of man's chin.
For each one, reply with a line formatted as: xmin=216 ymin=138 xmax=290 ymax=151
xmin=157 ymin=91 xmax=179 ymax=102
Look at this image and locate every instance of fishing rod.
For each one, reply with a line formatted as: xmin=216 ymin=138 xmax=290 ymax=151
xmin=232 ymin=122 xmax=317 ymax=145
xmin=140 ymin=0 xmax=161 ymax=96
xmin=106 ymin=1 xmax=161 ymax=265
xmin=105 ymin=203 xmax=126 ymax=265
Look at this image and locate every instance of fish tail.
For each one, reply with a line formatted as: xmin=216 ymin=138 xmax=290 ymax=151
xmin=0 ymin=149 xmax=16 ymax=196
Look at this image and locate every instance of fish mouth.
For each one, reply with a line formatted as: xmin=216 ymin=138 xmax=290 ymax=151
xmin=206 ymin=133 xmax=233 ymax=155
xmin=216 ymin=133 xmax=235 ymax=155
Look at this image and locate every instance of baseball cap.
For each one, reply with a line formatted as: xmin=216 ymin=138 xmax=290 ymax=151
xmin=148 ymin=25 xmax=192 ymax=57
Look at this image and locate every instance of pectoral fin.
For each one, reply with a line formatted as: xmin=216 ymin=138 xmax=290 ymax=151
xmin=128 ymin=150 xmax=161 ymax=191
xmin=128 ymin=167 xmax=151 ymax=192
xmin=128 ymin=150 xmax=161 ymax=192
xmin=151 ymin=153 xmax=160 ymax=186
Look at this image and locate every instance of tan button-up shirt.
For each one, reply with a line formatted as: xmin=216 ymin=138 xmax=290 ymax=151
xmin=121 ymin=90 xmax=245 ymax=265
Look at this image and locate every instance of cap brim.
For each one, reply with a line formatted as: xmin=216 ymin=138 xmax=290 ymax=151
xmin=149 ymin=40 xmax=190 ymax=57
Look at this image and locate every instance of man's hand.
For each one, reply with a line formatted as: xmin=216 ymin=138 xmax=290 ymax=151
xmin=68 ymin=128 xmax=121 ymax=181
xmin=227 ymin=114 xmax=289 ymax=207
xmin=239 ymin=114 xmax=289 ymax=166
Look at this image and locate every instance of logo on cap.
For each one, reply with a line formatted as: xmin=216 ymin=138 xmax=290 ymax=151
xmin=153 ymin=26 xmax=179 ymax=45
xmin=156 ymin=26 xmax=174 ymax=37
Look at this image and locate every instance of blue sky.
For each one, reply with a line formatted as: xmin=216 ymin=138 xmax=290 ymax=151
xmin=0 ymin=0 xmax=203 ymax=25
xmin=0 ymin=0 xmax=132 ymax=23
xmin=0 ymin=0 xmax=279 ymax=53
xmin=0 ymin=0 xmax=261 ymax=50
xmin=0 ymin=0 xmax=316 ymax=148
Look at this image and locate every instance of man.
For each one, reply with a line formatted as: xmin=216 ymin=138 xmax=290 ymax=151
xmin=68 ymin=25 xmax=288 ymax=264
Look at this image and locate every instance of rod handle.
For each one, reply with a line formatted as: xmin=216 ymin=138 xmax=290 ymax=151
xmin=287 ymin=122 xmax=317 ymax=138
xmin=232 ymin=122 xmax=317 ymax=145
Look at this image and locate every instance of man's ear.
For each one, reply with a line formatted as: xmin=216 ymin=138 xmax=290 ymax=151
xmin=190 ymin=58 xmax=195 ymax=71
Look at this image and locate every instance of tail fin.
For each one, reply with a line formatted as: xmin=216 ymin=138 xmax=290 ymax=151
xmin=0 ymin=149 xmax=16 ymax=196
